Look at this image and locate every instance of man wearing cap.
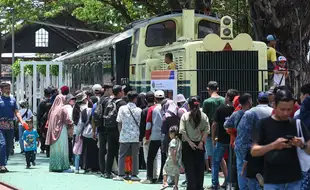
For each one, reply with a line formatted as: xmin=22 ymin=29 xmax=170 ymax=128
xmin=92 ymin=84 xmax=103 ymax=101
xmin=0 ymin=82 xmax=27 ymax=173
xmin=233 ymin=92 xmax=273 ymax=188
xmin=37 ymin=88 xmax=53 ymax=156
xmin=142 ymin=90 xmax=165 ymax=184
xmin=266 ymin=35 xmax=277 ymax=86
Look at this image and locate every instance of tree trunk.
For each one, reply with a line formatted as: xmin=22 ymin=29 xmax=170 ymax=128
xmin=249 ymin=0 xmax=310 ymax=94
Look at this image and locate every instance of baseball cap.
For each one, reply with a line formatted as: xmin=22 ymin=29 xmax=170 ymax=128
xmin=278 ymin=56 xmax=287 ymax=62
xmin=177 ymin=94 xmax=186 ymax=103
xmin=155 ymin=90 xmax=165 ymax=98
xmin=92 ymin=84 xmax=102 ymax=92
xmin=258 ymin=92 xmax=269 ymax=101
xmin=266 ymin=35 xmax=276 ymax=41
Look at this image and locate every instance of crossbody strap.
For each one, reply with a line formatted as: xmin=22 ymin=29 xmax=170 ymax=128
xmin=128 ymin=106 xmax=139 ymax=127
xmin=235 ymin=112 xmax=245 ymax=129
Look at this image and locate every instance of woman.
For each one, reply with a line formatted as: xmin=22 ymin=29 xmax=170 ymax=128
xmin=45 ymin=95 xmax=73 ymax=172
xmin=180 ymin=96 xmax=210 ymax=190
xmin=73 ymin=92 xmax=99 ymax=173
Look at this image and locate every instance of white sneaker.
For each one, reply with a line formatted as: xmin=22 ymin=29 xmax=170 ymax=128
xmin=113 ymin=176 xmax=124 ymax=181
xmin=141 ymin=179 xmax=151 ymax=184
xmin=74 ymin=170 xmax=79 ymax=174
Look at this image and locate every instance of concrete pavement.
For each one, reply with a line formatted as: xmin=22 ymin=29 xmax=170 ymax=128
xmin=0 ymin=144 xmax=223 ymax=190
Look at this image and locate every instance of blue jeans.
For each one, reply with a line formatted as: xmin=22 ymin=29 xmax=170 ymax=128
xmin=248 ymin=178 xmax=262 ymax=190
xmin=264 ymin=180 xmax=301 ymax=190
xmin=301 ymin=170 xmax=310 ymax=190
xmin=235 ymin=148 xmax=249 ymax=190
xmin=0 ymin=129 xmax=14 ymax=166
xmin=18 ymin=124 xmax=25 ymax=152
xmin=75 ymin=154 xmax=80 ymax=171
xmin=212 ymin=142 xmax=229 ymax=187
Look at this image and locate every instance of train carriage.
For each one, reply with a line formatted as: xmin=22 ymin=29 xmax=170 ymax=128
xmin=62 ymin=9 xmax=268 ymax=100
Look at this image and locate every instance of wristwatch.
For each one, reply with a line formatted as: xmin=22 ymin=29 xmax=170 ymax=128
xmin=301 ymin=143 xmax=308 ymax=150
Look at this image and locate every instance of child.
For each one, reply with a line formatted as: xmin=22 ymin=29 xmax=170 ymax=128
xmin=161 ymin=126 xmax=182 ymax=190
xmin=23 ymin=118 xmax=39 ymax=169
xmin=241 ymin=149 xmax=264 ymax=189
xmin=273 ymin=56 xmax=289 ymax=87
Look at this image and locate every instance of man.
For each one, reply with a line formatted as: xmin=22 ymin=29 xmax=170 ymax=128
xmin=37 ymin=88 xmax=52 ymax=155
xmin=229 ymin=92 xmax=272 ymax=189
xmin=0 ymin=82 xmax=26 ymax=172
xmin=60 ymin=86 xmax=70 ymax=96
xmin=266 ymin=34 xmax=277 ymax=83
xmin=92 ymin=84 xmax=103 ymax=101
xmin=92 ymin=83 xmax=113 ymax=176
xmin=210 ymin=89 xmax=239 ymax=189
xmin=104 ymin=85 xmax=127 ymax=179
xmin=142 ymin=90 xmax=165 ymax=184
xmin=165 ymin=53 xmax=177 ymax=70
xmin=114 ymin=91 xmax=142 ymax=181
xmin=295 ymin=83 xmax=310 ymax=118
xmin=202 ymin=81 xmax=225 ymax=176
xmin=251 ymin=89 xmax=310 ymax=189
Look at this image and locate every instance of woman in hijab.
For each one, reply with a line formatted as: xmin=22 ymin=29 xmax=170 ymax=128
xmin=160 ymin=99 xmax=180 ymax=180
xmin=46 ymin=95 xmax=74 ymax=172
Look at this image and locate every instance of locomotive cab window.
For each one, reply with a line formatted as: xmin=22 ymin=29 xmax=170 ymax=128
xmin=145 ymin=20 xmax=176 ymax=47
xmin=198 ymin=20 xmax=220 ymax=38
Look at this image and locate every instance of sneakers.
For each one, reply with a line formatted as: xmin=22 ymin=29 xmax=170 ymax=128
xmin=141 ymin=179 xmax=152 ymax=184
xmin=32 ymin=162 xmax=36 ymax=166
xmin=104 ymin=173 xmax=114 ymax=179
xmin=26 ymin=166 xmax=31 ymax=169
xmin=74 ymin=170 xmax=79 ymax=174
xmin=131 ymin=175 xmax=141 ymax=182
xmin=113 ymin=176 xmax=125 ymax=181
xmin=180 ymin=181 xmax=187 ymax=187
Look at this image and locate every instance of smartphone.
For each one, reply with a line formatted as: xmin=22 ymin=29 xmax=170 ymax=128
xmin=285 ymin=135 xmax=294 ymax=140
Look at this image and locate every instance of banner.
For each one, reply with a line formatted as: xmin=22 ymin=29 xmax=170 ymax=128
xmin=151 ymin=70 xmax=178 ymax=103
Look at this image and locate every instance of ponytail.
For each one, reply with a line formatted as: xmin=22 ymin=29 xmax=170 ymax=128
xmin=188 ymin=96 xmax=201 ymax=128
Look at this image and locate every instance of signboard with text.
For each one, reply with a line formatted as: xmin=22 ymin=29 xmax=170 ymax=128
xmin=151 ymin=70 xmax=178 ymax=103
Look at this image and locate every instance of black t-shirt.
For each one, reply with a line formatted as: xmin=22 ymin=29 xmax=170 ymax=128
xmin=245 ymin=149 xmax=263 ymax=178
xmin=139 ymin=106 xmax=149 ymax=141
xmin=213 ymin=105 xmax=234 ymax=144
xmin=257 ymin=117 xmax=310 ymax=184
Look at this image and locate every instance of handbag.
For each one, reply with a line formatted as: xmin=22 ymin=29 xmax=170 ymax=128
xmin=82 ymin=109 xmax=93 ymax=138
xmin=296 ymin=119 xmax=310 ymax=172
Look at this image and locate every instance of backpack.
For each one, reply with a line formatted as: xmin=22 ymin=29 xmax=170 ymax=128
xmin=103 ymin=99 xmax=122 ymax=128
xmin=93 ymin=96 xmax=110 ymax=127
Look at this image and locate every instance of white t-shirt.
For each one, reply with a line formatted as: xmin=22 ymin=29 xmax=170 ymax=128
xmin=274 ymin=66 xmax=287 ymax=86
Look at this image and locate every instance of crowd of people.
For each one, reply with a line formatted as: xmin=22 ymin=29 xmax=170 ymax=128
xmin=1 ymin=75 xmax=310 ymax=190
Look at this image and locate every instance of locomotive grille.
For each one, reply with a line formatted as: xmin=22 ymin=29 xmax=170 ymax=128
xmin=197 ymin=51 xmax=259 ymax=101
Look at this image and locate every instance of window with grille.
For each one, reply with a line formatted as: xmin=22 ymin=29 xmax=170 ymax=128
xmin=35 ymin=28 xmax=49 ymax=47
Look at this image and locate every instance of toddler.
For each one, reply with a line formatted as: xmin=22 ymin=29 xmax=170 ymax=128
xmin=23 ymin=118 xmax=39 ymax=169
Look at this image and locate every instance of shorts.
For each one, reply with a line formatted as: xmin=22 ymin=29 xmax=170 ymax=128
xmin=205 ymin=136 xmax=213 ymax=159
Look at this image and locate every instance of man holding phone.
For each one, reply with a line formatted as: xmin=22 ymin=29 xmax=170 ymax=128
xmin=251 ymin=89 xmax=310 ymax=189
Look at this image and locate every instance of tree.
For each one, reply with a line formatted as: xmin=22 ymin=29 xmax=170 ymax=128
xmin=249 ymin=0 xmax=310 ymax=89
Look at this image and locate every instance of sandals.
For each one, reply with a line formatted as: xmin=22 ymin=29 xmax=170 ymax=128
xmin=160 ymin=184 xmax=169 ymax=190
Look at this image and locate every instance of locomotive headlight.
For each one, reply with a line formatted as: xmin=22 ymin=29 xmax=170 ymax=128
xmin=223 ymin=28 xmax=231 ymax=36
xmin=223 ymin=18 xmax=231 ymax=26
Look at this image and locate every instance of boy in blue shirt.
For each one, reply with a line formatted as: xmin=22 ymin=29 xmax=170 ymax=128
xmin=23 ymin=118 xmax=39 ymax=169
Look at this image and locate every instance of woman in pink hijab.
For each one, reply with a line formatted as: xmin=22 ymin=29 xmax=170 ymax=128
xmin=46 ymin=95 xmax=73 ymax=172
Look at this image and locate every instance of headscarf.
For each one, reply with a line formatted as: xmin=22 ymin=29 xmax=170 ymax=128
xmin=45 ymin=95 xmax=73 ymax=145
xmin=162 ymin=99 xmax=178 ymax=118
xmin=300 ymin=96 xmax=310 ymax=129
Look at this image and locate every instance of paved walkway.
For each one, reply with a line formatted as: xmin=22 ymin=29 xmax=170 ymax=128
xmin=0 ymin=144 xmax=223 ymax=190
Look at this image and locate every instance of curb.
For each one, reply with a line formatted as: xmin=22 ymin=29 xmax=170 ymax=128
xmin=0 ymin=182 xmax=19 ymax=190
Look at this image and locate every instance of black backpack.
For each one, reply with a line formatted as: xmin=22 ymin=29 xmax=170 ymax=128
xmin=103 ymin=99 xmax=122 ymax=128
xmin=93 ymin=96 xmax=110 ymax=127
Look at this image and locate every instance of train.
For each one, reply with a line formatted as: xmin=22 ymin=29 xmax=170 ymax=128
xmin=59 ymin=9 xmax=268 ymax=100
